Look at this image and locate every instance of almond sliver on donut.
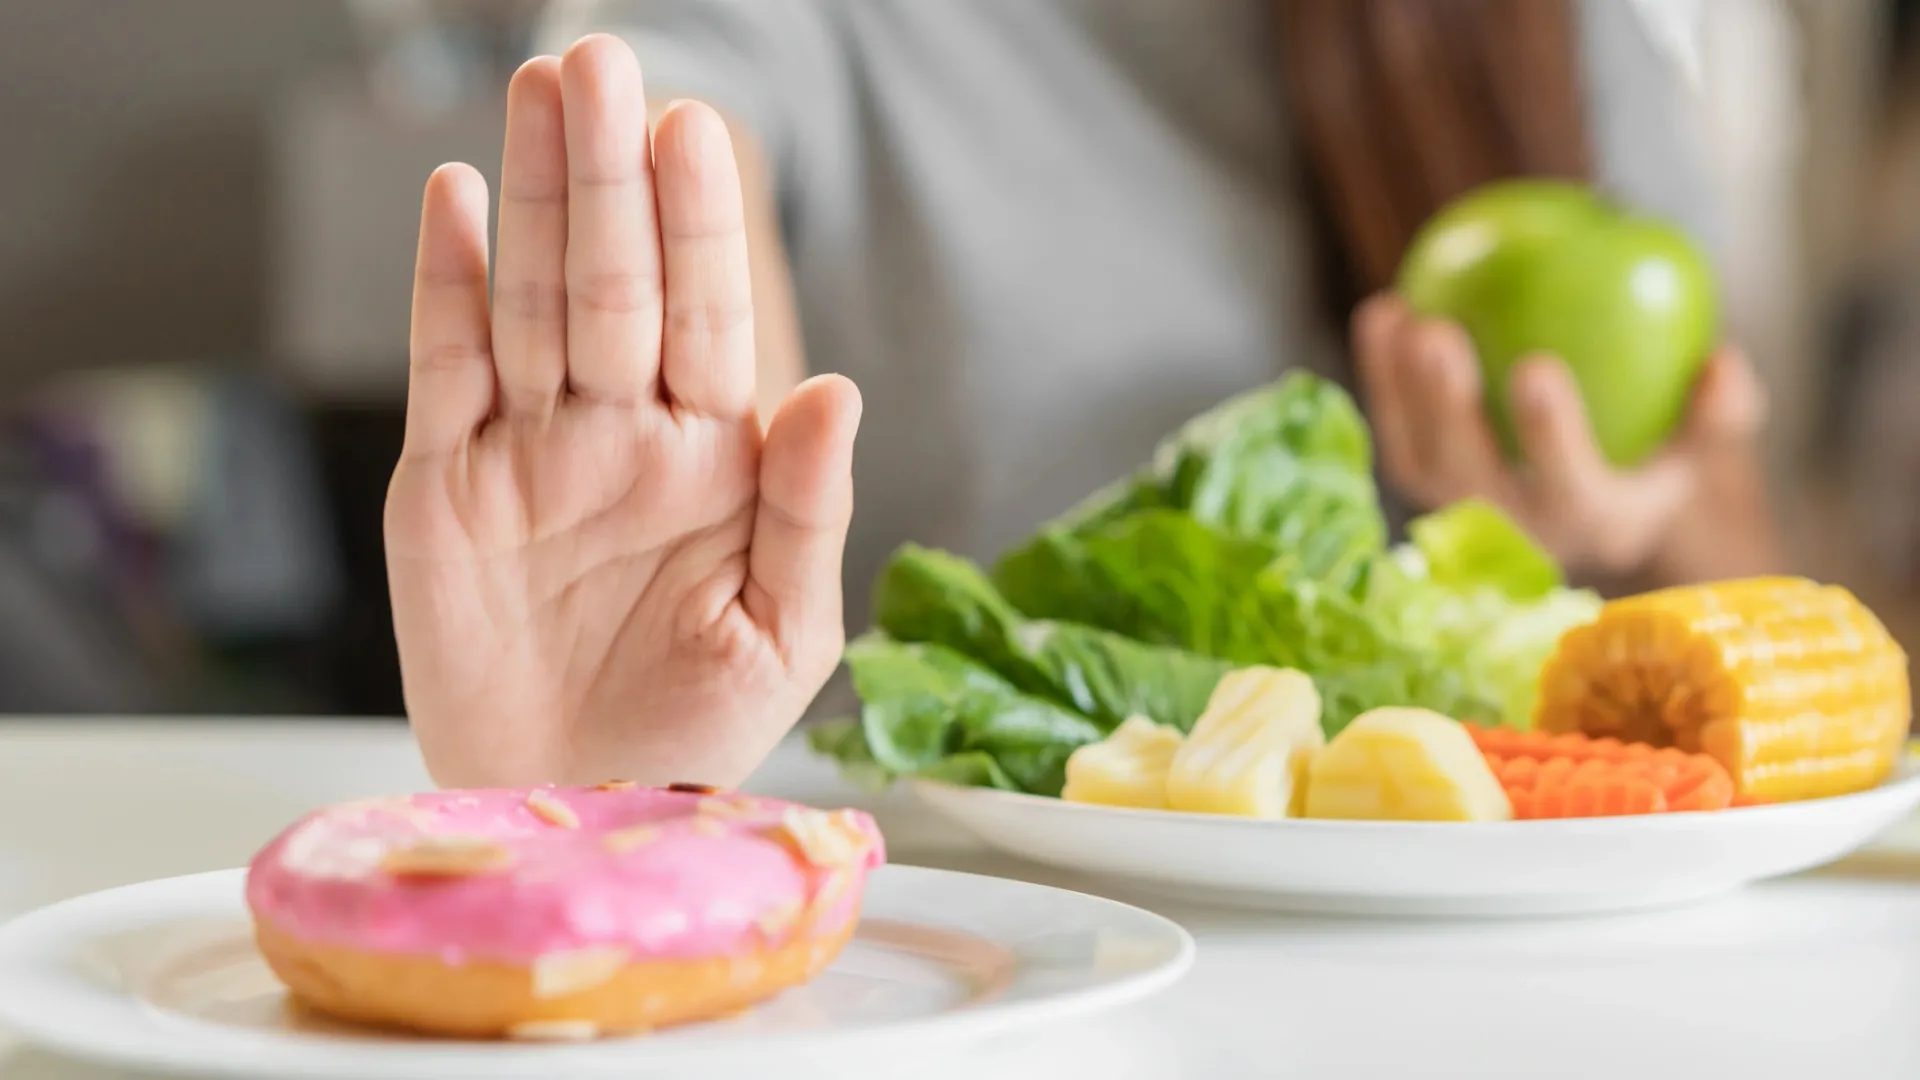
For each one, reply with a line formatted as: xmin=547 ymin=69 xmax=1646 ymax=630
xmin=525 ymin=789 xmax=581 ymax=829
xmin=768 ymin=808 xmax=870 ymax=869
xmin=696 ymin=795 xmax=761 ymax=819
xmin=806 ymin=870 xmax=853 ymax=928
xmin=531 ymin=945 xmax=631 ymax=999
xmin=506 ymin=1019 xmax=601 ymax=1042
xmin=379 ymin=835 xmax=513 ymax=877
xmin=754 ymin=898 xmax=804 ymax=939
xmin=602 ymin=824 xmax=661 ymax=853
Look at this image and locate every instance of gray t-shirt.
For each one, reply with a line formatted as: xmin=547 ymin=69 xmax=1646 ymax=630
xmin=543 ymin=0 xmax=1714 ymax=655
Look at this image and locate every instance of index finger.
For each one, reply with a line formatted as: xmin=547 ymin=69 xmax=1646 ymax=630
xmin=1352 ymin=294 xmax=1417 ymax=484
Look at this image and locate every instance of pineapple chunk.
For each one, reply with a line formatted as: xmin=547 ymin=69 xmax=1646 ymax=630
xmin=1305 ymin=707 xmax=1511 ymax=822
xmin=1166 ymin=667 xmax=1325 ymax=818
xmin=1062 ymin=716 xmax=1184 ymax=809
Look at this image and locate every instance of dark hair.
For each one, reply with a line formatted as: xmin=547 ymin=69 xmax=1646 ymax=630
xmin=1276 ymin=0 xmax=1591 ymax=318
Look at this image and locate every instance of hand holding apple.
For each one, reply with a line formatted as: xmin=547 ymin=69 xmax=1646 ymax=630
xmin=1396 ymin=180 xmax=1718 ymax=468
xmin=1353 ymin=293 xmax=1767 ymax=579
xmin=1359 ymin=179 xmax=1774 ymax=582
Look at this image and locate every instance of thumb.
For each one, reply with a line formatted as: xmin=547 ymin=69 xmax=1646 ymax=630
xmin=1680 ymin=346 xmax=1767 ymax=450
xmin=743 ymin=374 xmax=862 ymax=671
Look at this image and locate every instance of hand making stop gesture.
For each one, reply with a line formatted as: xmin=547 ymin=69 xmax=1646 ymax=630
xmin=385 ymin=35 xmax=859 ymax=788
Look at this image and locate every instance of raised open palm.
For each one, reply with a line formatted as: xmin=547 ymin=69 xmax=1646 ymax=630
xmin=386 ymin=36 xmax=860 ymax=788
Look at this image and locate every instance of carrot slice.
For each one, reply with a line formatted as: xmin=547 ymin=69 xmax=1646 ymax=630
xmin=1467 ymin=725 xmax=1736 ymax=819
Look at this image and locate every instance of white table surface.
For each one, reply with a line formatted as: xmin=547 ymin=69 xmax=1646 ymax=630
xmin=2 ymin=719 xmax=1919 ymax=1079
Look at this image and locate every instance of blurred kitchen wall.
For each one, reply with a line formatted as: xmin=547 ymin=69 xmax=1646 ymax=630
xmin=0 ymin=2 xmax=369 ymax=716
xmin=0 ymin=1 xmax=357 ymax=377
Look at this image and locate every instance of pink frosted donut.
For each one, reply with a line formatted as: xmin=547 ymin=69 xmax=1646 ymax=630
xmin=245 ymin=781 xmax=884 ymax=1040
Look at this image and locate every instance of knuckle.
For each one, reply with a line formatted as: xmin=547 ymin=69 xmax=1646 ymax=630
xmin=413 ymin=341 xmax=489 ymax=374
xmin=494 ymin=279 xmax=568 ymax=322
xmin=568 ymin=169 xmax=636 ymax=191
xmin=665 ymin=301 xmax=754 ymax=348
xmin=418 ymin=269 xmax=485 ymax=292
xmin=500 ymin=184 xmax=564 ymax=208
xmin=662 ymin=218 xmax=746 ymax=245
xmin=499 ymin=385 xmax=561 ymax=415
xmin=570 ymin=270 xmax=660 ymax=316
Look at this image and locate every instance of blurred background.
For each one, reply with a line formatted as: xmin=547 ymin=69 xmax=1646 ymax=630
xmin=0 ymin=0 xmax=1917 ymax=717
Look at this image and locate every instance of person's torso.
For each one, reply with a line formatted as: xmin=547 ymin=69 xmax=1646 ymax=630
xmin=784 ymin=0 xmax=1324 ymax=636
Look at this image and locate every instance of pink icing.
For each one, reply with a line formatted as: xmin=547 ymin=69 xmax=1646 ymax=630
xmin=244 ymin=785 xmax=885 ymax=965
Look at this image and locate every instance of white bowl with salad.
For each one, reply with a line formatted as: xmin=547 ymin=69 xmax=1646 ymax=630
xmin=810 ymin=374 xmax=1920 ymax=916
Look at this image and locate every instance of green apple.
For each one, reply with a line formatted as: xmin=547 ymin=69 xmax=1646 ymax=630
xmin=1395 ymin=179 xmax=1718 ymax=467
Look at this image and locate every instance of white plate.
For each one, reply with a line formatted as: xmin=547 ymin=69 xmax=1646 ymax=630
xmin=0 ymin=864 xmax=1191 ymax=1079
xmin=912 ymin=760 xmax=1920 ymax=917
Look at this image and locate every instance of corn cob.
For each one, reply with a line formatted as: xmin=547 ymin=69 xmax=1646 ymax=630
xmin=1062 ymin=716 xmax=1184 ymax=810
xmin=1304 ymin=707 xmax=1511 ymax=822
xmin=1166 ymin=667 xmax=1324 ymax=818
xmin=1467 ymin=725 xmax=1735 ymax=818
xmin=1534 ymin=577 xmax=1910 ymax=802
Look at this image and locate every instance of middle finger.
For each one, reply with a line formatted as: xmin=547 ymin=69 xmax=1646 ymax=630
xmin=561 ymin=35 xmax=664 ymax=404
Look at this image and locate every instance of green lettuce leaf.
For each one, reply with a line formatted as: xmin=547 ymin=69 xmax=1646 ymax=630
xmin=1362 ymin=501 xmax=1602 ymax=728
xmin=1047 ymin=372 xmax=1385 ymax=586
xmin=875 ymin=544 xmax=1228 ymax=733
xmin=1405 ymin=497 xmax=1561 ymax=600
xmin=804 ymin=717 xmax=894 ymax=792
xmin=994 ymin=511 xmax=1278 ymax=658
xmin=997 ymin=509 xmax=1494 ymax=733
xmin=841 ymin=634 xmax=1105 ymax=796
